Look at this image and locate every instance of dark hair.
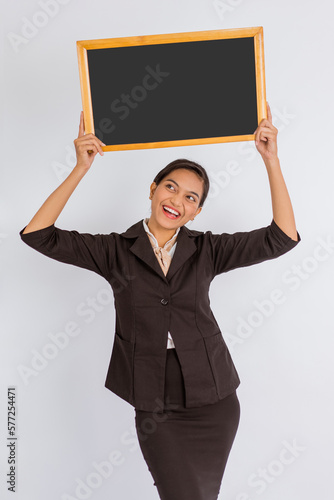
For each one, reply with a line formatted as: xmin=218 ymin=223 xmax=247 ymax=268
xmin=153 ymin=158 xmax=210 ymax=208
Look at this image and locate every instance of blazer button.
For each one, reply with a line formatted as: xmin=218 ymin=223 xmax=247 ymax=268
xmin=160 ymin=298 xmax=168 ymax=305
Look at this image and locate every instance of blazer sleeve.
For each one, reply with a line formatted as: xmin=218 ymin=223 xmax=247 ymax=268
xmin=207 ymin=219 xmax=301 ymax=277
xmin=19 ymin=224 xmax=116 ymax=280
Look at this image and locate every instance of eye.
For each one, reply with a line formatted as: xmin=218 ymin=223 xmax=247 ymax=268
xmin=165 ymin=183 xmax=175 ymax=190
xmin=187 ymin=195 xmax=196 ymax=202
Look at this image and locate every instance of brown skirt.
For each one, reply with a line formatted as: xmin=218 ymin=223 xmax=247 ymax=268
xmin=134 ymin=347 xmax=240 ymax=500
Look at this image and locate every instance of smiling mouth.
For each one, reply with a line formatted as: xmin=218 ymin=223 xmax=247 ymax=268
xmin=162 ymin=205 xmax=181 ymax=218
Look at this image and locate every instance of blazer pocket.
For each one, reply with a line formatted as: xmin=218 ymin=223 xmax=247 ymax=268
xmin=104 ymin=332 xmax=135 ymax=402
xmin=203 ymin=332 xmax=240 ymax=398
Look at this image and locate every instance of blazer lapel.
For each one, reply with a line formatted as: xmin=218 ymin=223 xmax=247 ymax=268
xmin=121 ymin=219 xmax=198 ymax=282
xmin=165 ymin=225 xmax=197 ymax=281
xmin=129 ymin=230 xmax=167 ymax=281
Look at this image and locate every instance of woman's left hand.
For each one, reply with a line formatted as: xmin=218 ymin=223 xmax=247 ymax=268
xmin=254 ymin=102 xmax=278 ymax=161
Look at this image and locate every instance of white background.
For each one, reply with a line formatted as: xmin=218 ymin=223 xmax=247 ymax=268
xmin=1 ymin=1 xmax=334 ymax=499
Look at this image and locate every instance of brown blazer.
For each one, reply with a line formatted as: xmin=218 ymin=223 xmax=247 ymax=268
xmin=20 ymin=219 xmax=300 ymax=411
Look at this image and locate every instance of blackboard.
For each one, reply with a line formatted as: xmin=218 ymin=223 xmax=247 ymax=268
xmin=77 ymin=27 xmax=266 ymax=151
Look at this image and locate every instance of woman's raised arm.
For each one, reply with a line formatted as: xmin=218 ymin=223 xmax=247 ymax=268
xmin=254 ymin=102 xmax=299 ymax=242
xmin=22 ymin=112 xmax=105 ymax=234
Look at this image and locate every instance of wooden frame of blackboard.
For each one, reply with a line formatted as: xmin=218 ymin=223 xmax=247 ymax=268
xmin=76 ymin=27 xmax=266 ymax=152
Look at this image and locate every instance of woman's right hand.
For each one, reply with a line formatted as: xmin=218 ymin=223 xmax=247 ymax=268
xmin=74 ymin=111 xmax=106 ymax=172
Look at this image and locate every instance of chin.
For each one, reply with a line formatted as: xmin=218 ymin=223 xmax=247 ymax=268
xmin=154 ymin=210 xmax=181 ymax=226
xmin=158 ymin=217 xmax=180 ymax=227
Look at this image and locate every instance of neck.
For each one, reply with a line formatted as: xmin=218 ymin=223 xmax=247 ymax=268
xmin=146 ymin=217 xmax=177 ymax=247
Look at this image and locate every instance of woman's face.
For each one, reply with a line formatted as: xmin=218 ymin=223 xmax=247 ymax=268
xmin=149 ymin=168 xmax=203 ymax=229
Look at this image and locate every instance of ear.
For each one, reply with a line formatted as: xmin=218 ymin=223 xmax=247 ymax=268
xmin=191 ymin=206 xmax=202 ymax=221
xmin=195 ymin=206 xmax=202 ymax=217
xmin=149 ymin=182 xmax=157 ymax=199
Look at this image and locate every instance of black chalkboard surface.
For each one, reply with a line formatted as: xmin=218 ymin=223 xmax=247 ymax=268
xmin=77 ymin=28 xmax=266 ymax=151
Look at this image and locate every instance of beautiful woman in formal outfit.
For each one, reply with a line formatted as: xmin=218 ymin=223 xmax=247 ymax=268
xmin=20 ymin=103 xmax=300 ymax=500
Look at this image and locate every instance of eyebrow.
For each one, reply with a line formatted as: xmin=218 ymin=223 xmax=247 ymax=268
xmin=164 ymin=178 xmax=200 ymax=199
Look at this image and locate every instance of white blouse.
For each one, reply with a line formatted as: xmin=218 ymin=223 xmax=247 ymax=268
xmin=143 ymin=218 xmax=180 ymax=349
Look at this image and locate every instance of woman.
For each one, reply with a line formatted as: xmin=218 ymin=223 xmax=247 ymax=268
xmin=20 ymin=104 xmax=300 ymax=500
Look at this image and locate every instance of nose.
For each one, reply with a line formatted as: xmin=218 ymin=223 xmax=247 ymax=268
xmin=170 ymin=193 xmax=182 ymax=207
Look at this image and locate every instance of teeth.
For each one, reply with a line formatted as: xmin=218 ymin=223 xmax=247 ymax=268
xmin=163 ymin=206 xmax=180 ymax=216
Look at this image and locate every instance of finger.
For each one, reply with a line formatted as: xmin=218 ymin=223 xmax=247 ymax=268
xmin=257 ymin=125 xmax=276 ymax=135
xmin=78 ymin=111 xmax=85 ymax=138
xmin=255 ymin=124 xmax=276 ymax=144
xmin=257 ymin=117 xmax=275 ymax=130
xmin=76 ymin=134 xmax=106 ymax=153
xmin=258 ymin=127 xmax=276 ymax=138
xmin=79 ymin=138 xmax=105 ymax=156
xmin=257 ymin=129 xmax=276 ymax=143
xmin=88 ymin=137 xmax=105 ymax=156
xmin=255 ymin=127 xmax=276 ymax=145
xmin=267 ymin=101 xmax=273 ymax=124
xmin=81 ymin=143 xmax=98 ymax=156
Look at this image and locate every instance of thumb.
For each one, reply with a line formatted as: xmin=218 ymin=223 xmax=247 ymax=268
xmin=78 ymin=111 xmax=85 ymax=138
